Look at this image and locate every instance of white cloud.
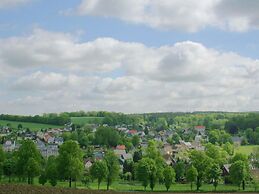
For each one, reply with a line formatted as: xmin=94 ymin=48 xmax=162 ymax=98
xmin=76 ymin=0 xmax=259 ymax=32
xmin=1 ymin=29 xmax=259 ymax=114
xmin=0 ymin=0 xmax=32 ymax=9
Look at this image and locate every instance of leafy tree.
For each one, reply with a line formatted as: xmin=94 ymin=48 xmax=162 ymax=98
xmin=132 ymin=135 xmax=140 ymax=147
xmin=230 ymin=160 xmax=249 ymax=190
xmin=136 ymin=158 xmax=157 ymax=190
xmin=205 ymin=143 xmax=228 ymax=166
xmin=25 ymin=158 xmax=41 ymax=184
xmin=104 ymin=151 xmax=120 ymax=190
xmin=163 ymin=166 xmax=175 ymax=191
xmin=250 ymin=147 xmax=259 ymax=168
xmin=46 ymin=156 xmax=58 ymax=187
xmin=95 ymin=127 xmax=120 ymax=147
xmin=57 ymin=140 xmax=84 ymax=187
xmin=174 ymin=161 xmax=185 ymax=182
xmin=186 ymin=165 xmax=198 ymax=191
xmin=3 ymin=157 xmax=16 ymax=183
xmin=16 ymin=140 xmax=42 ymax=184
xmin=0 ymin=146 xmax=5 ymax=179
xmin=190 ymin=150 xmax=212 ymax=190
xmin=39 ymin=172 xmax=47 ymax=185
xmin=207 ymin=163 xmax=222 ymax=191
xmin=90 ymin=160 xmax=108 ymax=190
xmin=133 ymin=149 xmax=142 ymax=163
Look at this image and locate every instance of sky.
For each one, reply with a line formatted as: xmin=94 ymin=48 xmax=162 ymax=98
xmin=0 ymin=0 xmax=259 ymax=115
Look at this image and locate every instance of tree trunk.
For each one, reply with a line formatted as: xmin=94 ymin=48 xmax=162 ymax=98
xmin=8 ymin=176 xmax=11 ymax=183
xmin=69 ymin=177 xmax=72 ymax=188
xmin=98 ymin=181 xmax=100 ymax=190
xmin=242 ymin=180 xmax=245 ymax=190
xmin=191 ymin=182 xmax=193 ymax=191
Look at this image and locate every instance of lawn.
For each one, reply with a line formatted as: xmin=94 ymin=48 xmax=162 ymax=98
xmin=0 ymin=120 xmax=62 ymax=131
xmin=235 ymin=145 xmax=259 ymax=156
xmin=71 ymin=117 xmax=104 ymax=125
xmin=1 ymin=177 xmax=257 ymax=193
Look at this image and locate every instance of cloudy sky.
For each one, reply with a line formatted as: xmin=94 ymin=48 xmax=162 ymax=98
xmin=0 ymin=0 xmax=259 ymax=115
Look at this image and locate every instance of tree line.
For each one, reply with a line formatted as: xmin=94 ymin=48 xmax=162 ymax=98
xmin=0 ymin=139 xmax=257 ymax=191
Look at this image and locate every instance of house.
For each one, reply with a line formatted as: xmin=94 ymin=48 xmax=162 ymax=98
xmin=44 ymin=133 xmax=55 ymax=144
xmin=54 ymin=137 xmax=64 ymax=145
xmin=3 ymin=140 xmax=18 ymax=152
xmin=194 ymin=126 xmax=206 ymax=136
xmin=114 ymin=149 xmax=126 ymax=158
xmin=116 ymin=145 xmax=126 ymax=150
xmin=162 ymin=144 xmax=173 ymax=156
xmin=93 ymin=151 xmax=104 ymax=160
xmin=222 ymin=164 xmax=231 ymax=183
xmin=232 ymin=136 xmax=242 ymax=146
xmin=39 ymin=144 xmax=59 ymax=158
xmin=84 ymin=160 xmax=93 ymax=169
xmin=128 ymin=130 xmax=137 ymax=136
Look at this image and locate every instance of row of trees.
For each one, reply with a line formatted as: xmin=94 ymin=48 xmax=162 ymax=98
xmin=0 ymin=113 xmax=70 ymax=126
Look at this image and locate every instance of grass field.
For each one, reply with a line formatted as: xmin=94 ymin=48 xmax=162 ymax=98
xmin=0 ymin=183 xmax=258 ymax=194
xmin=235 ymin=145 xmax=259 ymax=156
xmin=0 ymin=120 xmax=62 ymax=131
xmin=71 ymin=117 xmax=104 ymax=125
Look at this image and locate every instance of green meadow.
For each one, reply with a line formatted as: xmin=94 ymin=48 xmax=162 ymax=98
xmin=0 ymin=120 xmax=62 ymax=131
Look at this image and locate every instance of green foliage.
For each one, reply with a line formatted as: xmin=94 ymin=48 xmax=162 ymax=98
xmin=132 ymin=135 xmax=140 ymax=147
xmin=207 ymin=163 xmax=222 ymax=190
xmin=104 ymin=150 xmax=120 ymax=190
xmin=57 ymin=140 xmax=84 ymax=187
xmin=186 ymin=165 xmax=198 ymax=191
xmin=205 ymin=143 xmax=228 ymax=166
xmin=90 ymin=160 xmax=108 ymax=190
xmin=174 ymin=161 xmax=185 ymax=182
xmin=94 ymin=126 xmax=120 ymax=147
xmin=163 ymin=166 xmax=175 ymax=191
xmin=16 ymin=140 xmax=42 ymax=183
xmin=208 ymin=129 xmax=232 ymax=145
xmin=230 ymin=160 xmax=249 ymax=190
xmin=136 ymin=158 xmax=157 ymax=191
xmin=46 ymin=156 xmax=58 ymax=187
xmin=189 ymin=150 xmax=213 ymax=190
xmin=39 ymin=172 xmax=47 ymax=185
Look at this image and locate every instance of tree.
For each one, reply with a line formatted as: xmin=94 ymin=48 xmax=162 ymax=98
xmin=16 ymin=140 xmax=42 ymax=184
xmin=136 ymin=158 xmax=157 ymax=191
xmin=207 ymin=163 xmax=221 ymax=191
xmin=190 ymin=150 xmax=212 ymax=190
xmin=39 ymin=172 xmax=47 ymax=185
xmin=186 ymin=165 xmax=198 ymax=191
xmin=3 ymin=158 xmax=16 ymax=183
xmin=25 ymin=158 xmax=41 ymax=184
xmin=104 ymin=151 xmax=120 ymax=190
xmin=230 ymin=160 xmax=249 ymax=190
xmin=174 ymin=160 xmax=185 ymax=182
xmin=57 ymin=140 xmax=84 ymax=188
xmin=132 ymin=135 xmax=140 ymax=147
xmin=90 ymin=160 xmax=108 ymax=190
xmin=133 ymin=149 xmax=142 ymax=163
xmin=95 ymin=127 xmax=120 ymax=147
xmin=0 ymin=146 xmax=5 ymax=180
xmin=46 ymin=156 xmax=58 ymax=187
xmin=163 ymin=166 xmax=175 ymax=191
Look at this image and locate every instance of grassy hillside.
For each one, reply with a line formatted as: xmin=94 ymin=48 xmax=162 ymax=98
xmin=235 ymin=145 xmax=259 ymax=156
xmin=0 ymin=120 xmax=62 ymax=131
xmin=71 ymin=117 xmax=104 ymax=125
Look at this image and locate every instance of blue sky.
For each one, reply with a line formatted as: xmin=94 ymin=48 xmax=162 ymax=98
xmin=0 ymin=0 xmax=259 ymax=114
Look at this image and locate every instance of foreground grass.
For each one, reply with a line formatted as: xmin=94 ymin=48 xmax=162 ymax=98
xmin=0 ymin=120 xmax=62 ymax=131
xmin=1 ymin=177 xmax=258 ymax=193
xmin=71 ymin=117 xmax=104 ymax=125
xmin=0 ymin=183 xmax=258 ymax=194
xmin=235 ymin=145 xmax=259 ymax=156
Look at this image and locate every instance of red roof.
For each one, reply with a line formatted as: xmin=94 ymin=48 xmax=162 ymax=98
xmin=128 ymin=130 xmax=137 ymax=134
xmin=195 ymin=126 xmax=205 ymax=129
xmin=116 ymin=145 xmax=126 ymax=150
